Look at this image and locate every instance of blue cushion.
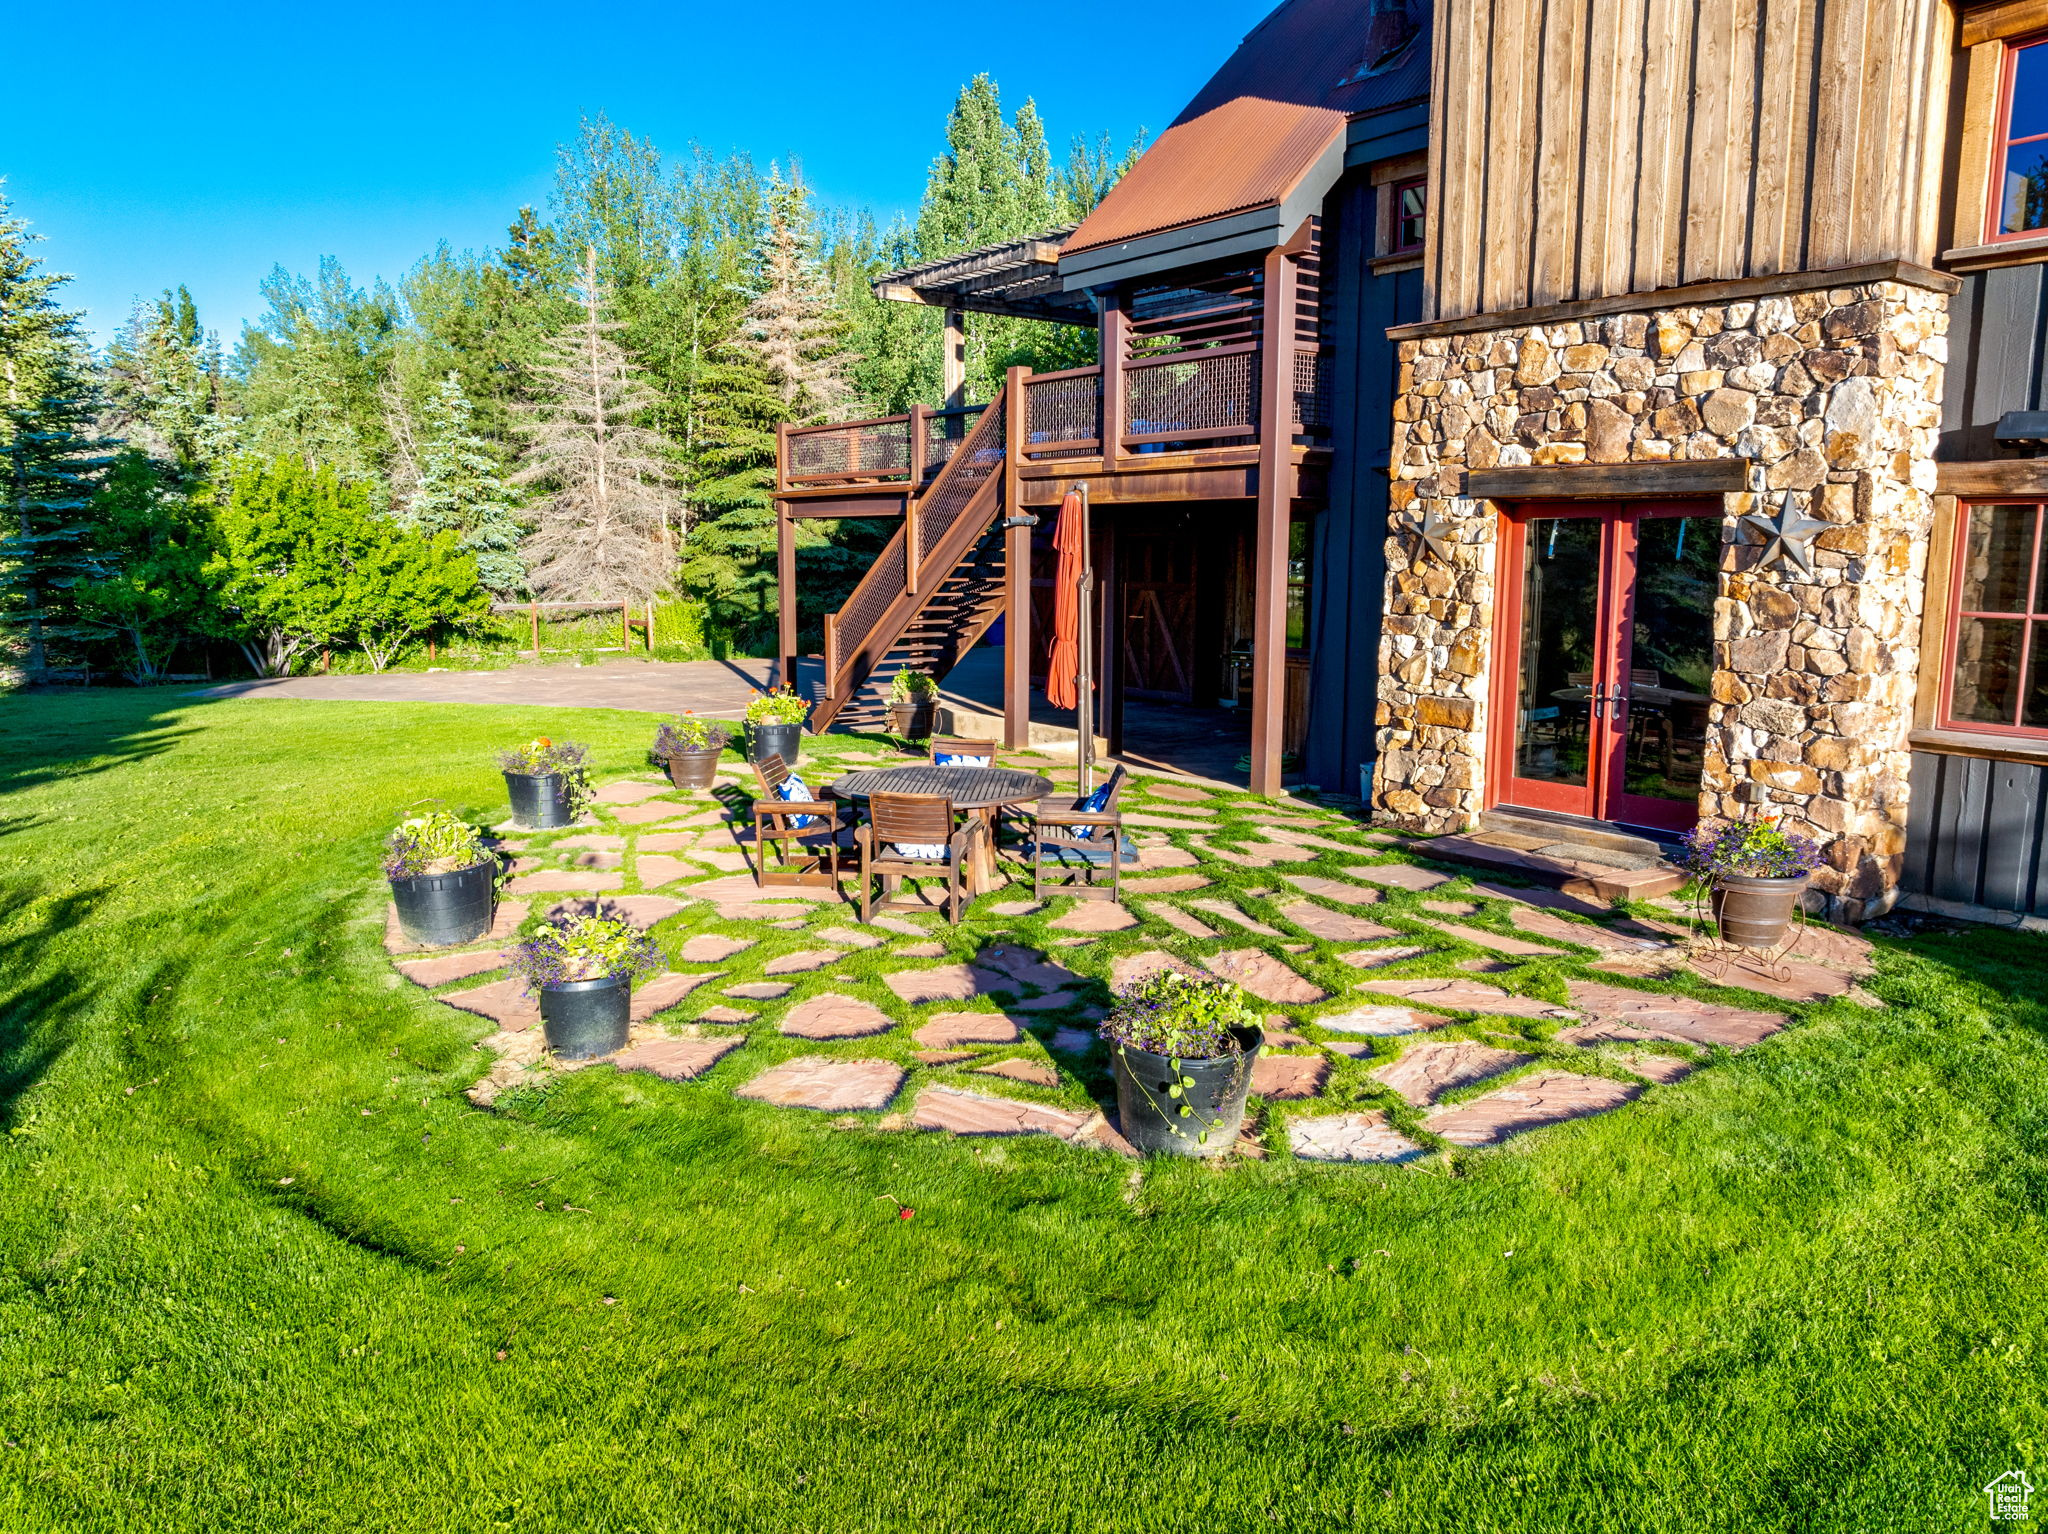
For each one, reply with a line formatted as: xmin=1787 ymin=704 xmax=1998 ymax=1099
xmin=889 ymin=843 xmax=949 ymax=860
xmin=776 ymin=774 xmax=816 ymax=829
xmin=934 ymin=751 xmax=991 ymax=768
xmin=1071 ymin=783 xmax=1112 ymax=841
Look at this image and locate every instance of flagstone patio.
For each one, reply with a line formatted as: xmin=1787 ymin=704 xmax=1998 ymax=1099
xmin=385 ymin=731 xmax=1875 ymax=1165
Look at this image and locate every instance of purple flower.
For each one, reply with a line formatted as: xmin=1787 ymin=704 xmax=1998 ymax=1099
xmin=1679 ymin=818 xmax=1824 ymax=880
xmin=508 ymin=915 xmax=663 ymax=993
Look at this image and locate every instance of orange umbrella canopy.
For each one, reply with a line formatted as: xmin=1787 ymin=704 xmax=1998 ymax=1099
xmin=1045 ymin=488 xmax=1084 ymax=711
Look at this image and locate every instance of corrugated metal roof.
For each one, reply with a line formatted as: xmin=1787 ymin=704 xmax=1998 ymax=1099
xmin=1064 ymin=0 xmax=1431 ymax=256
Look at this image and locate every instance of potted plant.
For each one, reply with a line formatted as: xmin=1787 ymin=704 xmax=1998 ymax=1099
xmin=1679 ymin=815 xmax=1825 ymax=949
xmin=744 ymin=687 xmax=811 ymax=764
xmin=651 ymin=712 xmax=731 ymax=791
xmin=497 ymin=737 xmax=590 ymax=829
xmin=507 ymin=913 xmax=665 ymax=1060
xmin=384 ymin=809 xmax=498 ymax=947
xmin=1101 ymin=971 xmax=1265 ymax=1158
xmin=887 ymin=669 xmax=939 ymax=739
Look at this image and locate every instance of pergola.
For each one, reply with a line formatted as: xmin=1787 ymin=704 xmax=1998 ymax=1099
xmin=871 ymin=227 xmax=1093 ymax=407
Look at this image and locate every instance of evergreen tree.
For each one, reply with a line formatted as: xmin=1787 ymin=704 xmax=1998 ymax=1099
xmin=735 ymin=168 xmax=856 ymax=418
xmin=103 ymin=286 xmax=238 ymax=476
xmin=0 ymin=185 xmax=77 ymax=419
xmin=513 ymin=247 xmax=680 ymax=602
xmin=1 ymin=380 xmax=119 ymax=679
xmin=404 ymin=372 xmax=525 ymax=595
xmin=234 ymin=257 xmax=401 ymax=481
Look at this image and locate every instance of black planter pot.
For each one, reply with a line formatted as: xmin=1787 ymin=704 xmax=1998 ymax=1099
xmin=504 ymin=770 xmax=573 ymax=828
xmin=540 ymin=976 xmax=632 ymax=1060
xmin=1110 ymin=1024 xmax=1264 ymax=1158
xmin=746 ymin=721 xmax=803 ymax=765
xmin=388 ymin=859 xmax=497 ymax=948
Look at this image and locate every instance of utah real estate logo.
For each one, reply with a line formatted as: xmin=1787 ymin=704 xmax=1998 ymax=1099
xmin=1988 ymin=1470 xmax=2033 ymax=1521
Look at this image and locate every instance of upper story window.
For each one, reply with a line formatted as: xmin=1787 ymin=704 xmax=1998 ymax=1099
xmin=1994 ymin=36 xmax=2048 ymax=238
xmin=1393 ymin=178 xmax=1427 ymax=253
xmin=1946 ymin=501 xmax=2048 ymax=733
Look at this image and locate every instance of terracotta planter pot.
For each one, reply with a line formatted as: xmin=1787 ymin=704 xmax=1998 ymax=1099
xmin=1109 ymin=1025 xmax=1264 ymax=1158
xmin=663 ymin=748 xmax=721 ymax=791
xmin=888 ymin=698 xmax=936 ymax=739
xmin=1711 ymin=873 xmax=1807 ymax=949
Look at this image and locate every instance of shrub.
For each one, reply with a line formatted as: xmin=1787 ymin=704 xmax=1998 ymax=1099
xmin=652 ymin=712 xmax=731 ymax=758
xmin=888 ymin=669 xmax=938 ymax=703
xmin=508 ymin=915 xmax=663 ymax=992
xmin=745 ymin=687 xmax=811 ymax=726
xmin=1100 ymin=971 xmax=1261 ymax=1060
xmin=382 ymin=810 xmax=491 ymax=878
xmin=1679 ymin=816 xmax=1825 ymax=881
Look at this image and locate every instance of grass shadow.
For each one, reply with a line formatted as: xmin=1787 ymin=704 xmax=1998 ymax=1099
xmin=0 ymin=878 xmax=112 ymax=1133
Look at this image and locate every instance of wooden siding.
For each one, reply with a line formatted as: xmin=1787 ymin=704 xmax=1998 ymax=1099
xmin=1424 ymin=0 xmax=1954 ymax=323
xmin=1904 ymin=749 xmax=2048 ymax=914
xmin=1305 ymin=169 xmax=1427 ymax=792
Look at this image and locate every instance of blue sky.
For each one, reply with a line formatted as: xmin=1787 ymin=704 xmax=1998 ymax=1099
xmin=13 ymin=0 xmax=1275 ymax=346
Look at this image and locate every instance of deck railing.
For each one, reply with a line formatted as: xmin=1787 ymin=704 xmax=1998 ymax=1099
xmin=779 ymin=342 xmax=1330 ymax=489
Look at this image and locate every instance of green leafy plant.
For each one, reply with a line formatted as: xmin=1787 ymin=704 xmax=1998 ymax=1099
xmin=1101 ymin=971 xmax=1262 ymax=1147
xmin=1679 ymin=816 xmax=1824 ymax=881
xmin=888 ymin=669 xmax=938 ymax=703
xmin=496 ymin=736 xmax=592 ymax=816
xmin=651 ymin=711 xmax=731 ymax=758
xmin=508 ymin=914 xmax=663 ymax=991
xmin=745 ymin=687 xmax=811 ymax=726
xmin=382 ymin=809 xmax=491 ymax=878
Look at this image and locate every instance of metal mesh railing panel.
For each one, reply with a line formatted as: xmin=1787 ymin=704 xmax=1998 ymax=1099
xmin=1123 ymin=350 xmax=1257 ymax=437
xmin=1024 ymin=372 xmax=1101 ymax=456
xmin=923 ymin=407 xmax=986 ymax=476
xmin=786 ymin=419 xmax=912 ymax=479
xmin=1292 ymin=350 xmax=1331 ymax=430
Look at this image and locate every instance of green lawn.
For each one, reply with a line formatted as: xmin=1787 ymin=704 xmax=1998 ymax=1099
xmin=2 ymin=690 xmax=2044 ymax=1532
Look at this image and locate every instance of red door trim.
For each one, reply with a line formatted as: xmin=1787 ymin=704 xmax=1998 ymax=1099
xmin=1487 ymin=498 xmax=1715 ymax=833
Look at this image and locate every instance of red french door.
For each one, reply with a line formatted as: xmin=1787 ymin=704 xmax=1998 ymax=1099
xmin=1489 ymin=500 xmax=1719 ymax=834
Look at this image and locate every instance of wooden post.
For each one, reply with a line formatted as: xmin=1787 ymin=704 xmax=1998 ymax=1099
xmin=1248 ymin=232 xmax=1302 ymax=798
xmin=530 ymin=601 xmax=540 ymax=657
xmin=1098 ymin=290 xmax=1128 ymax=465
xmin=1003 ymin=366 xmax=1032 ymax=751
xmin=908 ymin=402 xmax=928 ymax=484
xmin=943 ymin=308 xmax=967 ymax=410
xmin=427 ymin=627 xmax=436 ymax=663
xmin=775 ymin=421 xmax=796 ymax=689
xmin=823 ymin=613 xmax=838 ymax=688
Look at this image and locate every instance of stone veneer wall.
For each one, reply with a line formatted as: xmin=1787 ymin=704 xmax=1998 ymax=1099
xmin=1374 ymin=276 xmax=1950 ymax=921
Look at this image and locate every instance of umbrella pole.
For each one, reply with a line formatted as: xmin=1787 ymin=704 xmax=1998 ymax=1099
xmin=1076 ymin=482 xmax=1094 ymax=796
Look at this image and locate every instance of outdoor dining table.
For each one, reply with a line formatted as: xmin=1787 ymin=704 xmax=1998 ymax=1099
xmin=825 ymin=764 xmax=1056 ymax=895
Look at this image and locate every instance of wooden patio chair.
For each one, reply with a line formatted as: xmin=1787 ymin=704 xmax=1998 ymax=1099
xmin=1026 ymin=765 xmax=1132 ymax=903
xmin=852 ymin=792 xmax=984 ymax=925
xmin=750 ymin=753 xmax=844 ymax=889
xmin=927 ymin=735 xmax=998 ymax=766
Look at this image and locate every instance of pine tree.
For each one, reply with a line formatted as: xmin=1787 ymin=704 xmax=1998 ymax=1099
xmin=0 ymin=185 xmax=76 ymax=419
xmin=2 ymin=380 xmax=120 ymax=679
xmin=735 ymin=169 xmax=856 ymax=419
xmin=405 ymin=372 xmax=526 ymax=595
xmin=103 ymin=286 xmax=238 ymax=476
xmin=513 ymin=247 xmax=680 ymax=602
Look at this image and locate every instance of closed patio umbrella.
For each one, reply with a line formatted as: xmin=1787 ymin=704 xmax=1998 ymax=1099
xmin=1045 ymin=487 xmax=1084 ymax=712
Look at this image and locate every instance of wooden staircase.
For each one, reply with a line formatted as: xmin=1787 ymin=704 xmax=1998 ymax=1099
xmin=811 ymin=385 xmax=1013 ymax=734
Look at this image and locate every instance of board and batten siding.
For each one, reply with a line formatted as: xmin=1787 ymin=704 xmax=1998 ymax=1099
xmin=1423 ymin=0 xmax=1955 ymax=323
xmin=1903 ymin=749 xmax=2048 ymax=916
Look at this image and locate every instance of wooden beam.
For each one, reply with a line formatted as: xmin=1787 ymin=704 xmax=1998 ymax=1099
xmin=943 ymin=309 xmax=967 ymax=410
xmin=1462 ymin=458 xmax=1753 ymax=500
xmin=1387 ymin=259 xmax=1961 ymax=342
xmin=1099 ymin=290 xmax=1128 ymax=466
xmin=1019 ymin=467 xmax=1257 ymax=506
xmin=1933 ymin=459 xmax=2048 ymax=495
xmin=1248 ymin=236 xmax=1299 ymax=799
xmin=1002 ymin=367 xmax=1032 ymax=751
xmin=776 ymin=524 xmax=796 ymax=687
xmin=1961 ymin=0 xmax=2048 ymax=47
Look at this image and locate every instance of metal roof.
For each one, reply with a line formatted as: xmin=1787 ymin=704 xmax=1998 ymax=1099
xmin=1063 ymin=0 xmax=1431 ymax=258
xmin=871 ymin=225 xmax=1096 ymax=325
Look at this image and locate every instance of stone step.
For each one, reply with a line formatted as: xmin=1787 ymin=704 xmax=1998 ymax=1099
xmin=1417 ymin=834 xmax=1686 ymax=903
xmin=1478 ymin=809 xmax=1673 ymax=861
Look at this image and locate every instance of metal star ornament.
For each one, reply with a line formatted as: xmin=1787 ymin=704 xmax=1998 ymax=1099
xmin=1403 ymin=502 xmax=1461 ymax=564
xmin=1741 ymin=492 xmax=1831 ymax=577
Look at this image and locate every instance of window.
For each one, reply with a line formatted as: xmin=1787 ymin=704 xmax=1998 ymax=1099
xmin=1992 ymin=36 xmax=2048 ymax=239
xmin=1946 ymin=501 xmax=2048 ymax=732
xmin=1286 ymin=518 xmax=1313 ymax=650
xmin=1392 ymin=177 xmax=1426 ymax=253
